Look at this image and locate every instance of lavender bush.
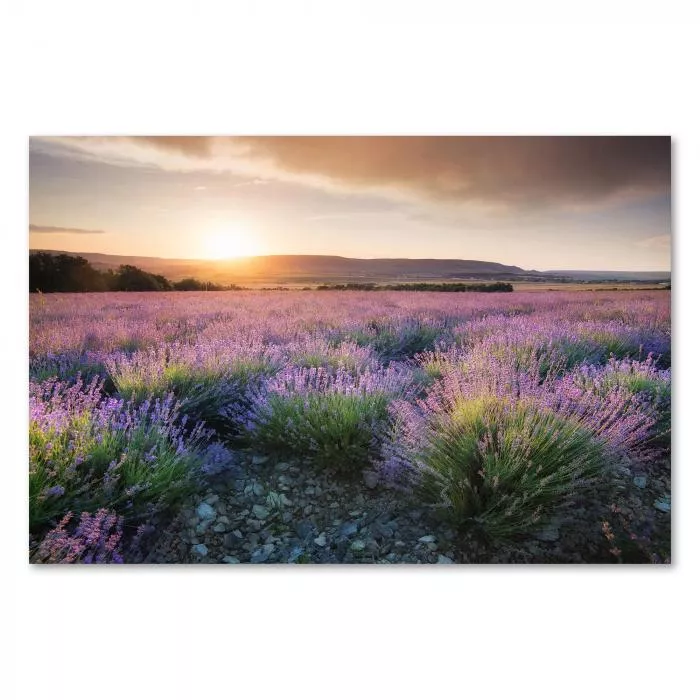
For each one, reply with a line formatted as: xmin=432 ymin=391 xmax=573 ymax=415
xmin=31 ymin=509 xmax=125 ymax=564
xmin=381 ymin=357 xmax=658 ymax=540
xmin=243 ymin=364 xmax=413 ymax=474
xmin=29 ymin=376 xmax=210 ymax=533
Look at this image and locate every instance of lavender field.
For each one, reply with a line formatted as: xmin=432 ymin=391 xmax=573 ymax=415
xmin=29 ymin=290 xmax=671 ymax=564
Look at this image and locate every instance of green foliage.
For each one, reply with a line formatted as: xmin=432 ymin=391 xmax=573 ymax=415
xmin=112 ymin=265 xmax=171 ymax=291
xmin=173 ymin=277 xmax=227 ymax=291
xmin=594 ymin=371 xmax=670 ymax=447
xmin=415 ymin=398 xmax=608 ymax=541
xmin=29 ymin=253 xmax=240 ymax=293
xmin=579 ymin=331 xmax=640 ymax=360
xmin=347 ymin=322 xmax=443 ymax=361
xmin=110 ymin=357 xmax=274 ymax=429
xmin=30 ymin=252 xmax=109 ymax=293
xmin=29 ymin=411 xmax=202 ymax=533
xmin=253 ymin=392 xmax=390 ymax=475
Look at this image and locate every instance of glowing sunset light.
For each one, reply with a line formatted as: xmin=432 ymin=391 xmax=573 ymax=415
xmin=203 ymin=227 xmax=263 ymax=259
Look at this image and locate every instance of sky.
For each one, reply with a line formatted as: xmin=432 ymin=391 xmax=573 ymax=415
xmin=28 ymin=136 xmax=672 ymax=271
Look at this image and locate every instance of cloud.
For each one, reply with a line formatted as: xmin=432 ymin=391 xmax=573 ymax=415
xmin=33 ymin=136 xmax=671 ymax=210
xmin=30 ymin=224 xmax=106 ymax=234
xmin=235 ymin=136 xmax=671 ymax=209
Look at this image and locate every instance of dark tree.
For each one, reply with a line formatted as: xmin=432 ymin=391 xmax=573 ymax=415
xmin=29 ymin=252 xmax=108 ymax=292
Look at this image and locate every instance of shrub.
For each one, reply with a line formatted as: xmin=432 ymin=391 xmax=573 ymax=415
xmin=244 ymin=365 xmax=411 ymax=474
xmin=288 ymin=339 xmax=375 ymax=373
xmin=571 ymin=358 xmax=671 ymax=448
xmin=382 ymin=361 xmax=656 ymax=541
xmin=255 ymin=392 xmax=390 ymax=473
xmin=31 ymin=509 xmax=124 ymax=564
xmin=29 ymin=377 xmax=209 ymax=534
xmin=30 ymin=350 xmax=110 ymax=386
xmin=389 ymin=397 xmax=608 ymax=540
xmin=347 ymin=320 xmax=445 ymax=361
xmin=106 ymin=345 xmax=279 ymax=434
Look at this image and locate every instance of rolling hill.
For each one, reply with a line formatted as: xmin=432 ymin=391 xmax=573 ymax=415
xmin=29 ymin=250 xmax=670 ymax=286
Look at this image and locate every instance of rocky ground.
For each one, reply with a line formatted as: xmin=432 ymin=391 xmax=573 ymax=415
xmin=142 ymin=450 xmax=671 ymax=564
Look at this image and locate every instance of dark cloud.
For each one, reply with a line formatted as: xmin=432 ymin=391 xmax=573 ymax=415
xmin=50 ymin=136 xmax=672 ymax=208
xmin=30 ymin=224 xmax=105 ymax=234
xmin=233 ymin=136 xmax=671 ymax=207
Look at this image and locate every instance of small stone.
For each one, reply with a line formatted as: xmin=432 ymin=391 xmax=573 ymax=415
xmin=253 ymin=483 xmax=265 ymax=497
xmin=223 ymin=532 xmax=240 ymax=549
xmin=275 ymin=462 xmax=290 ymax=471
xmin=350 ymin=539 xmax=366 ymax=553
xmin=205 ymin=494 xmax=220 ymax=505
xmin=436 ymin=555 xmax=454 ymax=564
xmin=295 ymin=521 xmax=314 ymax=539
xmin=314 ymin=534 xmax=327 ymax=547
xmin=250 ymin=549 xmax=268 ymax=563
xmin=252 ymin=505 xmax=270 ymax=520
xmin=633 ymin=475 xmax=648 ymax=489
xmin=196 ymin=502 xmax=217 ymax=520
xmin=654 ymin=497 xmax=671 ymax=513
xmin=252 ymin=455 xmax=269 ymax=466
xmin=250 ymin=543 xmax=275 ymax=563
xmin=191 ymin=544 xmax=208 ymax=557
xmin=221 ymin=556 xmax=240 ymax=564
xmin=287 ymin=546 xmax=304 ymax=563
xmin=372 ymin=523 xmax=394 ymax=540
xmin=363 ymin=472 xmax=379 ymax=489
xmin=212 ymin=523 xmax=228 ymax=533
xmin=195 ymin=519 xmax=214 ymax=535
xmin=339 ymin=521 xmax=359 ymax=538
xmin=418 ymin=535 xmax=436 ymax=544
xmin=217 ymin=516 xmax=231 ymax=525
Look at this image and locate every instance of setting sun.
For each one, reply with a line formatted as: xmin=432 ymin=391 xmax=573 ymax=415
xmin=204 ymin=227 xmax=262 ymax=259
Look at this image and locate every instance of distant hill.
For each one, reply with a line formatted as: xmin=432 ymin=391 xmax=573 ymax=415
xmin=29 ymin=250 xmax=670 ymax=286
xmin=29 ymin=251 xmax=550 ymax=285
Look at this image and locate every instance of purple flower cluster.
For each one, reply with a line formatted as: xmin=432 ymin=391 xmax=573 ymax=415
xmin=32 ymin=509 xmax=124 ymax=564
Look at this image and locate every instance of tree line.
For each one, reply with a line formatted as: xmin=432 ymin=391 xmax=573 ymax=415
xmin=29 ymin=253 xmax=240 ymax=293
xmin=316 ymin=282 xmax=514 ymax=292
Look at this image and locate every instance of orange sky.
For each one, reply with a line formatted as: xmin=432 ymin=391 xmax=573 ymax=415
xmin=29 ymin=136 xmax=672 ymax=270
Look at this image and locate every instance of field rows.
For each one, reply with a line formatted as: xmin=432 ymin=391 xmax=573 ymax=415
xmin=29 ymin=290 xmax=671 ymax=563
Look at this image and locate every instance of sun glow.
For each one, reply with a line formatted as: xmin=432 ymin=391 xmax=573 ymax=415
xmin=204 ymin=227 xmax=263 ymax=259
